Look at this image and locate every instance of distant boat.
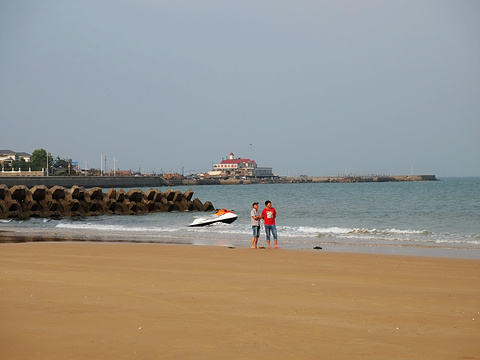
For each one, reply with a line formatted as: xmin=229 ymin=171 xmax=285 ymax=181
xmin=188 ymin=209 xmax=238 ymax=227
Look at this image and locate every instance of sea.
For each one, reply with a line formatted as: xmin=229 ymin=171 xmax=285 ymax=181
xmin=1 ymin=177 xmax=479 ymax=258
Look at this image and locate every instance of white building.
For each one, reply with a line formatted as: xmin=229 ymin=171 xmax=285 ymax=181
xmin=0 ymin=150 xmax=31 ymax=164
xmin=211 ymin=152 xmax=274 ymax=178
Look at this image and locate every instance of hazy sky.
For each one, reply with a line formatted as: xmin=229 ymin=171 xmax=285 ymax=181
xmin=1 ymin=1 xmax=479 ymax=177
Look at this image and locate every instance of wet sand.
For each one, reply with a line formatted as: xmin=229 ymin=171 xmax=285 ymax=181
xmin=1 ymin=241 xmax=479 ymax=359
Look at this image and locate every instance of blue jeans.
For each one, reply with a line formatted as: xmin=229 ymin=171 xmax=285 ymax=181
xmin=264 ymin=225 xmax=277 ymax=241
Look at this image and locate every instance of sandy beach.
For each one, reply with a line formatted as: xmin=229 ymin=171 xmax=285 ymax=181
xmin=1 ymin=241 xmax=479 ymax=359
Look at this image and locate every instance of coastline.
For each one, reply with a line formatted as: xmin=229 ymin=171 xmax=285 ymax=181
xmin=1 ymin=230 xmax=479 ymax=259
xmin=1 ymin=241 xmax=479 ymax=359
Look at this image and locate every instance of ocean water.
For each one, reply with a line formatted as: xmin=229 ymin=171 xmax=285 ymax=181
xmin=2 ymin=177 xmax=479 ymax=258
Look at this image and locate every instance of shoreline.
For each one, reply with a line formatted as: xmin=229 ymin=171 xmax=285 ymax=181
xmin=1 ymin=231 xmax=479 ymax=260
xmin=1 ymin=241 xmax=479 ymax=359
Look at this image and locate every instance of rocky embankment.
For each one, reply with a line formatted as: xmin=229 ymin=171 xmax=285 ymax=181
xmin=0 ymin=185 xmax=214 ymax=219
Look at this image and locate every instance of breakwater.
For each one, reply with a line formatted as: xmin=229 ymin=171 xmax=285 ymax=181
xmin=0 ymin=174 xmax=438 ymax=189
xmin=0 ymin=185 xmax=214 ymax=219
xmin=183 ymin=174 xmax=438 ymax=185
xmin=295 ymin=175 xmax=438 ymax=183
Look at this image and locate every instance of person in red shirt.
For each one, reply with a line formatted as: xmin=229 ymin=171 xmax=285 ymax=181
xmin=261 ymin=200 xmax=279 ymax=249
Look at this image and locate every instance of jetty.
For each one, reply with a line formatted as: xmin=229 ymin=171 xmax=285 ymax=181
xmin=182 ymin=174 xmax=438 ymax=185
xmin=0 ymin=185 xmax=214 ymax=220
xmin=286 ymin=174 xmax=438 ymax=183
xmin=0 ymin=174 xmax=438 ymax=189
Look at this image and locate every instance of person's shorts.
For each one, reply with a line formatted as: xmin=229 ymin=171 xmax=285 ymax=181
xmin=252 ymin=225 xmax=260 ymax=238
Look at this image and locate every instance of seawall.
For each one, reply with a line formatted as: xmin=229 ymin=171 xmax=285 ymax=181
xmin=0 ymin=176 xmax=169 ymax=188
xmin=0 ymin=174 xmax=438 ymax=188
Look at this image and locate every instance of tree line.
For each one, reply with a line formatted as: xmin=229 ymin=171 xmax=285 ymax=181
xmin=3 ymin=149 xmax=74 ymax=175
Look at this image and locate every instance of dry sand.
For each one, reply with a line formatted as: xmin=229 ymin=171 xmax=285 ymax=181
xmin=1 ymin=242 xmax=479 ymax=359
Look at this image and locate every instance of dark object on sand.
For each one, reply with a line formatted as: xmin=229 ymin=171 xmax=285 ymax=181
xmin=313 ymin=246 xmax=323 ymax=250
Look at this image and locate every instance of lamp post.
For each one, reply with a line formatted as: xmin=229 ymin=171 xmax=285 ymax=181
xmin=46 ymin=152 xmax=49 ymax=177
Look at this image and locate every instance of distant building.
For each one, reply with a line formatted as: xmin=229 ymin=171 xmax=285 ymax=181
xmin=0 ymin=150 xmax=31 ymax=164
xmin=254 ymin=166 xmax=275 ymax=177
xmin=0 ymin=150 xmax=43 ymax=176
xmin=211 ymin=152 xmax=274 ymax=178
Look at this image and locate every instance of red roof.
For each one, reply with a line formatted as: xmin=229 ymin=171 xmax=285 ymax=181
xmin=221 ymin=158 xmax=255 ymax=164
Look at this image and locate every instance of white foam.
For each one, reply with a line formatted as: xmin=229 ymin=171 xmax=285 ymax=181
xmin=45 ymin=219 xmax=479 ymax=249
xmin=55 ymin=222 xmax=178 ymax=233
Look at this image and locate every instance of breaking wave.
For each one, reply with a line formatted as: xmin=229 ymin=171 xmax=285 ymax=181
xmin=47 ymin=221 xmax=480 ymax=248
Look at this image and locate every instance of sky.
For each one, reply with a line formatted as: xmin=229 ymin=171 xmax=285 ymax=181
xmin=1 ymin=0 xmax=479 ymax=177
